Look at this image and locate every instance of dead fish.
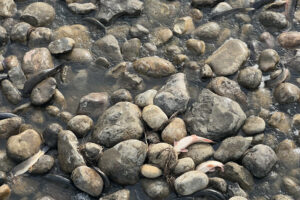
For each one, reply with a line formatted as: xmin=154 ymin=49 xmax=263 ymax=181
xmin=83 ymin=17 xmax=106 ymax=33
xmin=91 ymin=166 xmax=111 ymax=192
xmin=196 ymin=160 xmax=224 ymax=173
xmin=0 ymin=113 xmax=19 ymax=120
xmin=44 ymin=174 xmax=72 ymax=185
xmin=265 ymin=67 xmax=290 ymax=87
xmin=22 ymin=63 xmax=65 ymax=97
xmin=12 ymin=102 xmax=32 ymax=113
xmin=10 ymin=145 xmax=50 ymax=177
xmin=210 ymin=7 xmax=254 ymax=20
xmin=174 ymin=135 xmax=214 ymax=153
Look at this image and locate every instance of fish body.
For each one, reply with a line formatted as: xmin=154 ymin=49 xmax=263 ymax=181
xmin=83 ymin=17 xmax=106 ymax=33
xmin=196 ymin=160 xmax=224 ymax=173
xmin=0 ymin=113 xmax=19 ymax=120
xmin=22 ymin=64 xmax=64 ymax=97
xmin=174 ymin=135 xmax=214 ymax=153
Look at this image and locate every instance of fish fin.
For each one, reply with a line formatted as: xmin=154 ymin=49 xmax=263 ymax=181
xmin=208 ymin=168 xmax=216 ymax=172
xmin=181 ymin=149 xmax=188 ymax=152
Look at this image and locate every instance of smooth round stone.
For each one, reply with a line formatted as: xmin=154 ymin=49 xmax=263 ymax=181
xmin=272 ymin=194 xmax=294 ymax=200
xmin=259 ymin=11 xmax=287 ymax=29
xmin=141 ymin=164 xmax=162 ymax=178
xmin=161 ymin=117 xmax=187 ymax=144
xmin=68 ymin=3 xmax=97 ymax=14
xmin=130 ymin=24 xmax=149 ymax=38
xmin=99 ymin=189 xmax=130 ymax=200
xmin=193 ymin=22 xmax=220 ymax=40
xmin=186 ymin=39 xmax=205 ymax=55
xmin=10 ymin=22 xmax=32 ymax=44
xmin=141 ymin=178 xmax=170 ymax=199
xmin=292 ymin=114 xmax=300 ymax=129
xmin=46 ymin=105 xmax=60 ymax=117
xmin=200 ymin=64 xmax=214 ymax=78
xmin=71 ymin=166 xmax=103 ymax=197
xmin=0 ymin=184 xmax=11 ymax=200
xmin=135 ymin=89 xmax=157 ymax=107
xmin=28 ymin=27 xmax=53 ymax=48
xmin=181 ymin=143 xmax=214 ymax=165
xmin=173 ymin=157 xmax=195 ymax=175
xmin=6 ymin=129 xmax=42 ymax=161
xmin=237 ymin=67 xmax=262 ymax=89
xmin=151 ymin=27 xmax=173 ymax=46
xmin=21 ymin=2 xmax=55 ymax=27
xmin=59 ymin=111 xmax=73 ymax=123
xmin=31 ymin=77 xmax=57 ymax=106
xmin=111 ymin=89 xmax=132 ymax=104
xmin=1 ymin=79 xmax=22 ymax=105
xmin=190 ymin=8 xmax=203 ymax=20
xmin=173 ymin=16 xmax=195 ymax=35
xmin=4 ymin=55 xmax=18 ymax=70
xmin=80 ymin=142 xmax=103 ymax=163
xmin=274 ymin=83 xmax=300 ymax=104
xmin=67 ymin=115 xmax=93 ymax=138
xmin=258 ymin=49 xmax=280 ymax=72
xmin=174 ymin=171 xmax=209 ymax=195
xmin=212 ymin=2 xmax=232 ymax=14
xmin=242 ymin=116 xmax=266 ymax=135
xmin=28 ymin=155 xmax=54 ymax=174
xmin=142 ymin=105 xmax=168 ymax=130
xmin=63 ymin=48 xmax=93 ymax=63
xmin=0 ymin=26 xmax=8 ymax=47
xmin=48 ymin=37 xmax=75 ymax=54
xmin=0 ymin=0 xmax=16 ymax=17
xmin=42 ymin=123 xmax=62 ymax=148
xmin=209 ymin=177 xmax=227 ymax=193
xmin=278 ymin=31 xmax=300 ymax=48
xmin=0 ymin=116 xmax=23 ymax=140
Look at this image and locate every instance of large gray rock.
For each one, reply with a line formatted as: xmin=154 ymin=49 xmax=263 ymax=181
xmin=92 ymin=102 xmax=144 ymax=147
xmin=242 ymin=144 xmax=278 ymax=178
xmin=31 ymin=77 xmax=57 ymax=106
xmin=185 ymin=89 xmax=246 ymax=141
xmin=259 ymin=11 xmax=288 ymax=29
xmin=98 ymin=139 xmax=147 ymax=185
xmin=58 ymin=130 xmax=86 ymax=173
xmin=174 ymin=171 xmax=209 ymax=195
xmin=205 ymin=39 xmax=249 ymax=76
xmin=0 ymin=0 xmax=16 ymax=17
xmin=180 ymin=143 xmax=214 ymax=165
xmin=214 ymin=136 xmax=252 ymax=163
xmin=96 ymin=0 xmax=143 ymax=23
xmin=141 ymin=178 xmax=170 ymax=200
xmin=154 ymin=73 xmax=190 ymax=116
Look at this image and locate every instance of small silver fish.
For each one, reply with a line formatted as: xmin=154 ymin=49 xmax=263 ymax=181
xmin=196 ymin=160 xmax=224 ymax=173
xmin=174 ymin=135 xmax=214 ymax=153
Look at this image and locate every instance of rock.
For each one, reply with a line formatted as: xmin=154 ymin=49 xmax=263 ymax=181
xmin=180 ymin=143 xmax=214 ymax=165
xmin=8 ymin=65 xmax=26 ymax=90
xmin=249 ymin=88 xmax=272 ymax=109
xmin=6 ymin=129 xmax=42 ymax=161
xmin=0 ymin=26 xmax=8 ymax=47
xmin=0 ymin=150 xmax=16 ymax=172
xmin=107 ymin=25 xmax=130 ymax=40
xmin=272 ymin=194 xmax=294 ymax=200
xmin=71 ymin=166 xmax=103 ymax=197
xmin=37 ymin=196 xmax=55 ymax=200
xmin=67 ymin=115 xmax=93 ymax=138
xmin=259 ymin=11 xmax=287 ymax=29
xmin=93 ymin=102 xmax=144 ymax=147
xmin=278 ymin=31 xmax=300 ymax=48
xmin=53 ymin=24 xmax=91 ymax=49
xmin=242 ymin=144 xmax=277 ymax=178
xmin=162 ymin=117 xmax=187 ymax=144
xmin=130 ymin=24 xmax=149 ymax=38
xmin=1 ymin=79 xmax=22 ymax=105
xmin=258 ymin=49 xmax=280 ymax=72
xmin=274 ymin=83 xmax=300 ymax=104
xmin=42 ymin=123 xmax=62 ymax=148
xmin=206 ymin=39 xmax=249 ymax=76
xmin=93 ymin=35 xmax=122 ymax=63
xmin=122 ymin=38 xmax=141 ymax=61
xmin=117 ymin=71 xmax=145 ymax=91
xmin=28 ymin=27 xmax=53 ymax=48
xmin=63 ymin=48 xmax=93 ymax=63
xmin=209 ymin=177 xmax=227 ymax=193
xmin=192 ymin=0 xmax=220 ymax=7
xmin=96 ymin=0 xmax=143 ymax=23
xmin=229 ymin=197 xmax=248 ymax=200
xmin=292 ymin=114 xmax=300 ymax=129
xmin=282 ymin=176 xmax=300 ymax=197
xmin=0 ymin=117 xmax=22 ymax=139
xmin=186 ymin=39 xmax=205 ymax=55
xmin=268 ymin=112 xmax=291 ymax=134
xmin=242 ymin=116 xmax=265 ymax=135
xmin=146 ymin=132 xmax=160 ymax=144
xmin=141 ymin=164 xmax=162 ymax=178
xmin=21 ymin=2 xmax=55 ymax=27
xmin=207 ymin=76 xmax=247 ymax=104
xmin=48 ymin=37 xmax=75 ymax=54
xmin=133 ymin=57 xmax=176 ymax=78
xmin=200 ymin=64 xmax=214 ymax=78
xmin=173 ymin=16 xmax=195 ymax=35
xmin=79 ymin=142 xmax=103 ymax=163
xmin=0 ymin=184 xmax=10 ymax=200
xmin=142 ymin=105 xmax=168 ymax=130
xmin=135 ymin=89 xmax=157 ymax=107
xmin=0 ymin=0 xmax=16 ymax=17
xmin=31 ymin=77 xmax=57 ymax=106
xmin=68 ymin=3 xmax=97 ymax=14
xmin=22 ymin=48 xmax=54 ymax=78
xmin=4 ymin=55 xmax=18 ymax=70
xmin=141 ymin=178 xmax=170 ymax=199
xmin=59 ymin=111 xmax=74 ymax=123
xmin=99 ymin=189 xmax=130 ymax=200
xmin=190 ymin=8 xmax=203 ymax=20
xmin=174 ymin=171 xmax=209 ymax=195
xmin=151 ymin=27 xmax=173 ymax=46
xmin=58 ymin=130 xmax=86 ymax=173
xmin=154 ymin=73 xmax=190 ymax=116
xmin=28 ymin=155 xmax=54 ymax=174
xmin=214 ymin=136 xmax=252 ymax=163
xmin=148 ymin=143 xmax=178 ymax=169
xmin=228 ymin=182 xmax=248 ymax=198
xmin=212 ymin=2 xmax=232 ymax=14
xmin=276 ymin=139 xmax=300 ymax=169
xmin=222 ymin=162 xmax=254 ymax=191
xmin=173 ymin=157 xmax=195 ymax=175
xmin=99 ymin=139 xmax=147 ymax=185
xmin=111 ymin=89 xmax=132 ymax=104
xmin=237 ymin=67 xmax=262 ymax=89
xmin=11 ymin=22 xmax=33 ymax=43
xmin=77 ymin=92 xmax=110 ymax=118
xmin=193 ymin=22 xmax=221 ymax=40
xmin=185 ymin=89 xmax=246 ymax=141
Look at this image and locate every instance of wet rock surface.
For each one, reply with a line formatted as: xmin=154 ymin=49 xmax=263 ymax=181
xmin=141 ymin=178 xmax=170 ymax=199
xmin=67 ymin=115 xmax=93 ymax=138
xmin=31 ymin=77 xmax=57 ymax=106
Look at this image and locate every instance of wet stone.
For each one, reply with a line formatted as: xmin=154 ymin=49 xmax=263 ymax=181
xmin=99 ymin=139 xmax=147 ymax=185
xmin=28 ymin=27 xmax=53 ymax=48
xmin=148 ymin=143 xmax=178 ymax=169
xmin=258 ymin=49 xmax=280 ymax=72
xmin=31 ymin=77 xmax=57 ymax=106
xmin=68 ymin=3 xmax=97 ymax=14
xmin=268 ymin=112 xmax=291 ymax=134
xmin=228 ymin=182 xmax=248 ymax=198
xmin=209 ymin=177 xmax=227 ymax=193
xmin=206 ymin=39 xmax=249 ymax=76
xmin=111 ymin=89 xmax=132 ymax=104
xmin=272 ymin=194 xmax=294 ymax=200
xmin=193 ymin=22 xmax=221 ymax=40
xmin=276 ymin=139 xmax=300 ymax=169
xmin=21 ymin=2 xmax=55 ymax=27
xmin=212 ymin=2 xmax=232 ymax=14
xmin=0 ymin=26 xmax=8 ymax=47
xmin=80 ymin=142 xmax=103 ymax=163
xmin=59 ymin=111 xmax=74 ymax=123
xmin=274 ymin=83 xmax=300 ymax=104
xmin=292 ymin=114 xmax=300 ymax=129
xmin=146 ymin=132 xmax=160 ymax=144
xmin=42 ymin=123 xmax=62 ymax=148
xmin=121 ymin=38 xmax=141 ymax=61
xmin=174 ymin=171 xmax=209 ymax=195
xmin=1 ymin=79 xmax=22 ymax=105
xmin=99 ymin=189 xmax=130 ymax=200
xmin=0 ymin=0 xmax=16 ymax=17
xmin=7 ymin=129 xmax=42 ymax=161
xmin=130 ymin=24 xmax=149 ymax=38
xmin=117 ymin=71 xmax=144 ymax=91
xmin=140 ymin=164 xmax=162 ymax=178
xmin=4 ymin=55 xmax=18 ymax=70
xmin=63 ymin=48 xmax=93 ymax=63
xmin=173 ymin=16 xmax=195 ymax=35
xmin=192 ymin=0 xmax=220 ymax=7
xmin=28 ymin=155 xmax=54 ymax=174
xmin=142 ymin=105 xmax=168 ymax=130
xmin=278 ymin=31 xmax=300 ymax=48
xmin=107 ymin=24 xmax=130 ymax=40
xmin=0 ymin=117 xmax=22 ymax=139
xmin=242 ymin=116 xmax=265 ymax=135
xmin=48 ymin=37 xmax=75 ymax=54
xmin=67 ymin=115 xmax=93 ymax=138
xmin=186 ymin=39 xmax=205 ymax=55
xmin=11 ymin=176 xmax=38 ymax=196
xmin=190 ymin=8 xmax=203 ymax=21
xmin=141 ymin=178 xmax=170 ymax=199
xmin=282 ymin=176 xmax=300 ymax=197
xmin=10 ymin=22 xmax=32 ymax=44
xmin=71 ymin=166 xmax=103 ymax=197
xmin=162 ymin=117 xmax=187 ymax=144
xmin=154 ymin=73 xmax=190 ymax=116
xmin=259 ymin=11 xmax=287 ymax=29
xmin=8 ymin=65 xmax=26 ymax=90
xmin=135 ymin=89 xmax=157 ymax=107
xmin=0 ymin=150 xmax=16 ymax=172
xmin=150 ymin=27 xmax=173 ymax=46
xmin=181 ymin=143 xmax=214 ymax=165
xmin=214 ymin=136 xmax=252 ymax=163
xmin=237 ymin=67 xmax=262 ymax=89
xmin=173 ymin=157 xmax=195 ymax=176
xmin=200 ymin=64 xmax=214 ymax=78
